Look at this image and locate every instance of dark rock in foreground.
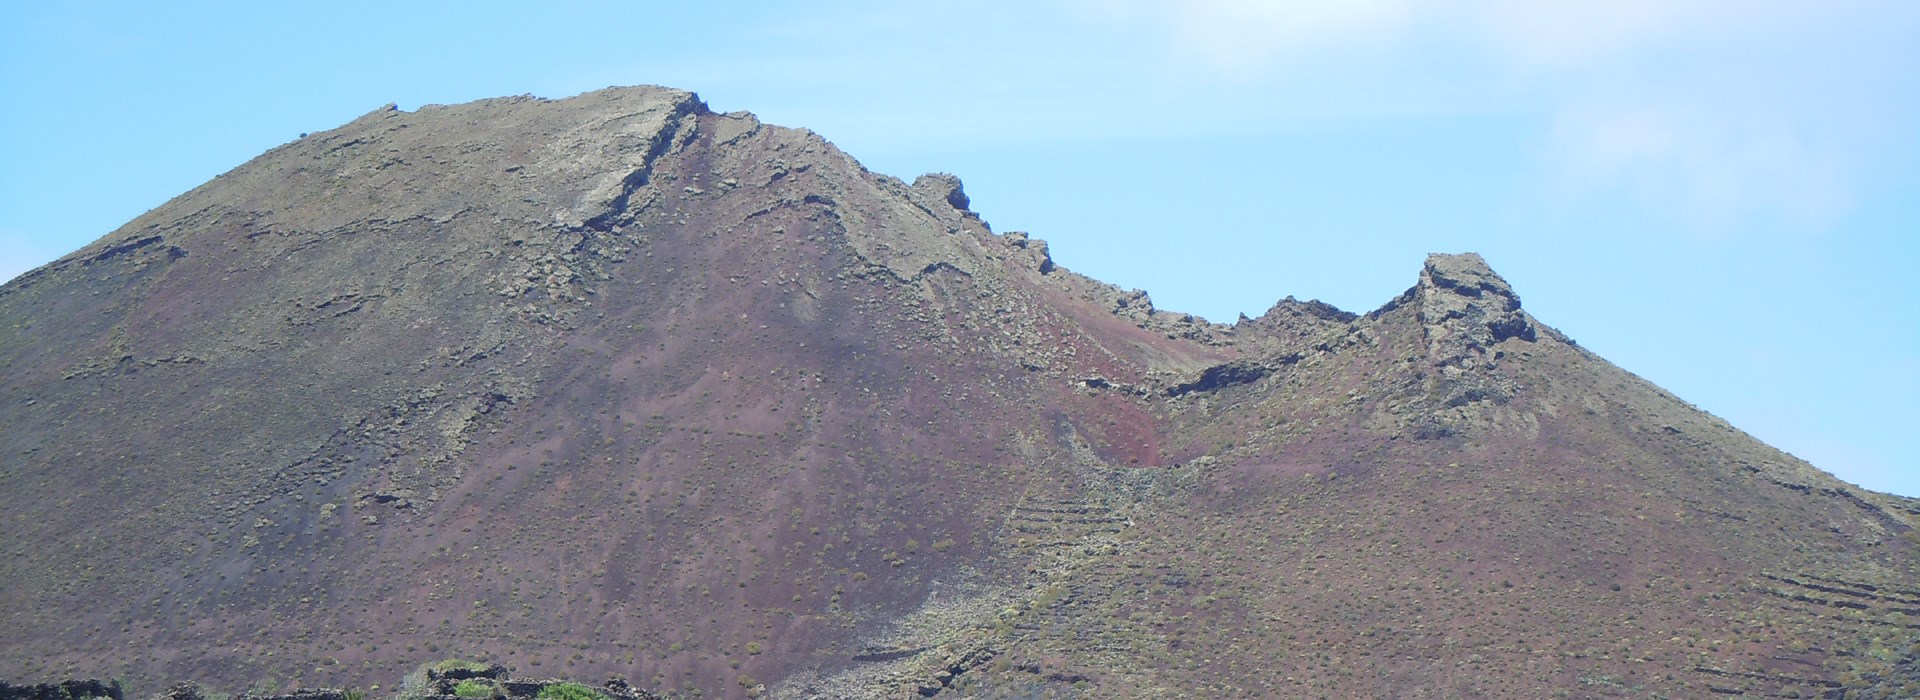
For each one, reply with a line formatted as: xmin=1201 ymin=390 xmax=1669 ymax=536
xmin=0 ymin=680 xmax=122 ymax=700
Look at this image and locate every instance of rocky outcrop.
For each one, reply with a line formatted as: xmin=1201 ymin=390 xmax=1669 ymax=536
xmin=1168 ymin=358 xmax=1282 ymax=396
xmin=15 ymin=667 xmax=664 ymax=700
xmin=147 ymin=684 xmax=201 ymax=700
xmin=999 ymin=231 xmax=1054 ymax=274
xmin=911 ymin=173 xmax=972 ymax=213
xmin=1413 ymin=252 xmax=1537 ymax=364
xmin=0 ymin=681 xmax=122 ymax=700
xmin=239 ymin=690 xmax=350 ymax=700
xmin=413 ymin=663 xmax=663 ymax=700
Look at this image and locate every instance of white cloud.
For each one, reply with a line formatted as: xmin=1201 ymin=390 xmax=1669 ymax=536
xmin=1058 ymin=0 xmax=1917 ymax=233
xmin=1064 ymin=0 xmax=1411 ymax=77
xmin=1465 ymin=0 xmax=1721 ymax=71
xmin=1545 ymin=98 xmax=1851 ymax=231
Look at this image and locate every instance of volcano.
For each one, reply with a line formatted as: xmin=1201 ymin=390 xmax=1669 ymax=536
xmin=2 ymin=87 xmax=1915 ymax=699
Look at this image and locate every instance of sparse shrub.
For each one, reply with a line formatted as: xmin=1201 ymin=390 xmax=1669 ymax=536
xmin=452 ymin=680 xmax=494 ymax=699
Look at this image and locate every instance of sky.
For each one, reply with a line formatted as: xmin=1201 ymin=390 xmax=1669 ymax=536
xmin=2 ymin=1 xmax=1915 ymax=496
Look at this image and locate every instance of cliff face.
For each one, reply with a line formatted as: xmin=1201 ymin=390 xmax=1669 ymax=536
xmin=2 ymin=87 xmax=1915 ymax=699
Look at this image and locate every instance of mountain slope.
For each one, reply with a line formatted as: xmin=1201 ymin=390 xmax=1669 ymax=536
xmin=1 ymin=87 xmax=1914 ymax=699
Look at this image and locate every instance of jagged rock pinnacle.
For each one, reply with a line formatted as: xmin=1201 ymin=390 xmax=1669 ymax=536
xmin=1417 ymin=253 xmax=1537 ymax=364
xmin=1421 ymin=253 xmax=1518 ymax=311
xmin=912 ymin=172 xmax=971 ymax=212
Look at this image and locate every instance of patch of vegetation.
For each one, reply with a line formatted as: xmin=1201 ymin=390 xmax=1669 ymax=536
xmin=431 ymin=659 xmax=494 ymax=672
xmin=452 ymin=681 xmax=495 ymax=699
xmin=534 ymin=683 xmax=608 ymax=700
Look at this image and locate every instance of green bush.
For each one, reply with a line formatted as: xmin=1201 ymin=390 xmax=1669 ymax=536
xmin=535 ymin=683 xmax=608 ymax=700
xmin=432 ymin=659 xmax=494 ymax=672
xmin=452 ymin=681 xmax=495 ymax=699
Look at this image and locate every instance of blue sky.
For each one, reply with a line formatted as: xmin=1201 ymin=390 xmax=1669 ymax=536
xmin=3 ymin=1 xmax=1916 ymax=496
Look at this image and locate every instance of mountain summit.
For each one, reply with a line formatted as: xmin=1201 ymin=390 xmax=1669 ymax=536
xmin=2 ymin=87 xmax=1915 ymax=699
